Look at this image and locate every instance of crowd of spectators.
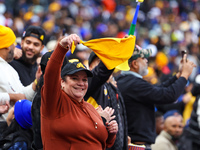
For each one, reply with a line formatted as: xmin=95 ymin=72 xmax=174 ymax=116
xmin=0 ymin=0 xmax=200 ymax=149
xmin=1 ymin=0 xmax=199 ymax=51
xmin=1 ymin=0 xmax=199 ymax=80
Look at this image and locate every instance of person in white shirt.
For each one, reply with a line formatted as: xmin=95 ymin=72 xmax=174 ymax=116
xmin=0 ymin=25 xmax=40 ymax=121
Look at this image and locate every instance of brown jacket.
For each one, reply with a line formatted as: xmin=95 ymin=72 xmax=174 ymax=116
xmin=41 ymin=44 xmax=116 ymax=150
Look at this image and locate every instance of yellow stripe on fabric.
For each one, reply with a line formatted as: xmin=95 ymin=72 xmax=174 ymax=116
xmin=87 ymin=97 xmax=99 ymax=109
xmin=183 ymin=92 xmax=195 ymax=125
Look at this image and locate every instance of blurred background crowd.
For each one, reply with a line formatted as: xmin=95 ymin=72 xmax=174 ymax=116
xmin=1 ymin=0 xmax=199 ymax=82
xmin=0 ymin=0 xmax=200 ymax=149
xmin=0 ymin=0 xmax=200 ymax=125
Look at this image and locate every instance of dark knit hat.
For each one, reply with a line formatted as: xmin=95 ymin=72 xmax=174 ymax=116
xmin=88 ymin=51 xmax=98 ymax=66
xmin=22 ymin=26 xmax=46 ymax=44
xmin=14 ymin=99 xmax=32 ymax=129
xmin=128 ymin=45 xmax=152 ymax=64
xmin=61 ymin=61 xmax=93 ymax=78
xmin=40 ymin=50 xmax=68 ymax=74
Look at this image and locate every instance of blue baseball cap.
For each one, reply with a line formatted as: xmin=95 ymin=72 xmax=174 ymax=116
xmin=163 ymin=109 xmax=181 ymax=120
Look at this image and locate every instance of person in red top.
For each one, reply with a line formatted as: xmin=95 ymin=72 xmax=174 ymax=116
xmin=41 ymin=34 xmax=118 ymax=150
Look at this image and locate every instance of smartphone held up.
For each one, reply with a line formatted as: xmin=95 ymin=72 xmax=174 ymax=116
xmin=181 ymin=50 xmax=187 ymax=61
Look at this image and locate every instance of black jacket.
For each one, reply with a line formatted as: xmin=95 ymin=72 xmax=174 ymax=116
xmin=85 ymin=61 xmax=113 ymax=108
xmin=105 ymin=83 xmax=128 ymax=150
xmin=0 ymin=119 xmax=33 ymax=150
xmin=116 ymin=71 xmax=187 ymax=144
xmin=85 ymin=62 xmax=128 ymax=150
xmin=178 ymin=96 xmax=200 ymax=150
xmin=10 ymin=58 xmax=37 ymax=86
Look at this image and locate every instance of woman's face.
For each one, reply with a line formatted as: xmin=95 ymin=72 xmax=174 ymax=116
xmin=61 ymin=71 xmax=88 ymax=102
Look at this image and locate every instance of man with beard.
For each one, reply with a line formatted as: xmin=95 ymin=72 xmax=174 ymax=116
xmin=10 ymin=26 xmax=45 ymax=86
xmin=0 ymin=25 xmax=38 ymax=122
xmin=151 ymin=115 xmax=183 ymax=150
xmin=115 ymin=45 xmax=196 ymax=150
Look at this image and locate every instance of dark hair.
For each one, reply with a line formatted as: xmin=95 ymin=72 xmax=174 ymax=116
xmin=88 ymin=52 xmax=98 ymax=66
xmin=40 ymin=50 xmax=68 ymax=75
xmin=61 ymin=76 xmax=66 ymax=81
xmin=155 ymin=111 xmax=163 ymax=118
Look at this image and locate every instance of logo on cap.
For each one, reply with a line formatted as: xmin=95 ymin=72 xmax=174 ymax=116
xmin=77 ymin=62 xmax=85 ymax=69
xmin=22 ymin=31 xmax=26 ymax=37
xmin=69 ymin=59 xmax=79 ymax=63
xmin=40 ymin=35 xmax=44 ymax=41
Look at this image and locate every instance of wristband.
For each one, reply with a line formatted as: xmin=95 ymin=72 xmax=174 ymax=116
xmin=34 ymin=79 xmax=38 ymax=85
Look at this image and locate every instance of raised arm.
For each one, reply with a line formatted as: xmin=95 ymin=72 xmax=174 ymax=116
xmin=131 ymin=54 xmax=196 ymax=104
xmin=85 ymin=62 xmax=114 ymax=99
xmin=41 ymin=34 xmax=80 ymax=116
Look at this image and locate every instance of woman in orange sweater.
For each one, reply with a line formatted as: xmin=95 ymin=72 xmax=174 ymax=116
xmin=41 ymin=34 xmax=118 ymax=150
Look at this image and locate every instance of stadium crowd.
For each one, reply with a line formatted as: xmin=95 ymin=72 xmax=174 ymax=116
xmin=0 ymin=0 xmax=200 ymax=149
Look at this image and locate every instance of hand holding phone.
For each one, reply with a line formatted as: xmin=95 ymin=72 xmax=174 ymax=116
xmin=181 ymin=50 xmax=187 ymax=59
xmin=181 ymin=50 xmax=187 ymax=62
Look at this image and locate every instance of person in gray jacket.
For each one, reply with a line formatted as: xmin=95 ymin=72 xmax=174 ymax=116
xmin=151 ymin=115 xmax=183 ymax=150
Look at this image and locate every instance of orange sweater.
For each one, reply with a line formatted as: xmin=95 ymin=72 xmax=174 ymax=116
xmin=41 ymin=44 xmax=116 ymax=150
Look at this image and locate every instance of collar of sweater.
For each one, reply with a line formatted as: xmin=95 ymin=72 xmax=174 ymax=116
xmin=160 ymin=130 xmax=172 ymax=140
xmin=121 ymin=71 xmax=142 ymax=78
xmin=0 ymin=56 xmax=6 ymax=63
